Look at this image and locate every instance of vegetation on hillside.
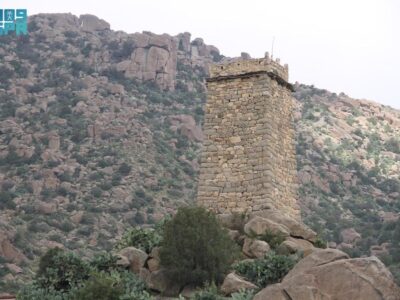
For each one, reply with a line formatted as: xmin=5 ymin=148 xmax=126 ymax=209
xmin=0 ymin=14 xmax=399 ymax=292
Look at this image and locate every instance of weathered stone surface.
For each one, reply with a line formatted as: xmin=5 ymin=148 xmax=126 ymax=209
xmin=242 ymin=237 xmax=270 ymax=258
xmin=5 ymin=263 xmax=23 ymax=274
xmin=139 ymin=267 xmax=150 ymax=283
xmin=118 ymin=247 xmax=148 ymax=274
xmin=116 ymin=255 xmax=130 ymax=268
xmin=79 ymin=14 xmax=110 ymax=32
xmin=227 ymin=229 xmax=240 ymax=241
xmin=0 ymin=231 xmax=25 ymax=264
xmin=180 ymin=285 xmax=199 ymax=298
xmin=244 ymin=216 xmax=290 ymax=237
xmin=116 ymin=32 xmax=178 ymax=91
xmin=197 ymin=57 xmax=299 ymax=218
xmin=220 ymin=273 xmax=257 ymax=295
xmin=250 ymin=209 xmax=317 ymax=242
xmin=341 ymin=227 xmax=362 ymax=244
xmin=277 ymin=237 xmax=314 ymax=256
xmin=169 ymin=115 xmax=203 ymax=142
xmin=253 ymin=283 xmax=287 ymax=300
xmin=149 ymin=246 xmax=161 ymax=260
xmin=216 ymin=213 xmax=246 ymax=230
xmin=36 ymin=201 xmax=57 ymax=214
xmin=254 ymin=249 xmax=400 ymax=300
xmin=147 ymin=258 xmax=160 ymax=272
xmin=148 ymin=269 xmax=181 ymax=296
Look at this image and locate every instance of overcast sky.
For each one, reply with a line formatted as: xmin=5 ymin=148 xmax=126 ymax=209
xmin=3 ymin=0 xmax=399 ymax=109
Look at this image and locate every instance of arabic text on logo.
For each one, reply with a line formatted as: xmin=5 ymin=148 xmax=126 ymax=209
xmin=0 ymin=9 xmax=28 ymax=36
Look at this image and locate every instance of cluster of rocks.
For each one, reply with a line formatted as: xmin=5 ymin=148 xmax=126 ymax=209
xmin=116 ymin=209 xmax=400 ymax=299
xmin=254 ymin=249 xmax=400 ymax=300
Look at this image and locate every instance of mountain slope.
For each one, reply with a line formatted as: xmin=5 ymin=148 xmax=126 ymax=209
xmin=0 ymin=13 xmax=399 ymax=290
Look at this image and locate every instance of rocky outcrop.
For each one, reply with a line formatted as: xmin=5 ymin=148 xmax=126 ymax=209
xmin=242 ymin=237 xmax=270 ymax=258
xmin=244 ymin=216 xmax=290 ymax=238
xmin=116 ymin=32 xmax=178 ymax=90
xmin=169 ymin=115 xmax=203 ymax=142
xmin=79 ymin=14 xmax=110 ymax=32
xmin=0 ymin=231 xmax=26 ymax=264
xmin=147 ymin=269 xmax=181 ymax=296
xmin=220 ymin=272 xmax=257 ymax=295
xmin=254 ymin=249 xmax=400 ymax=300
xmin=277 ymin=237 xmax=314 ymax=256
xmin=341 ymin=227 xmax=362 ymax=244
xmin=117 ymin=247 xmax=148 ymax=274
xmin=29 ymin=14 xmax=219 ymax=91
xmin=250 ymin=209 xmax=317 ymax=242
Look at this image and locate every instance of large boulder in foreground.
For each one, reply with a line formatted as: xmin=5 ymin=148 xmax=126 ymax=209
xmin=250 ymin=209 xmax=317 ymax=242
xmin=220 ymin=272 xmax=257 ymax=295
xmin=254 ymin=249 xmax=400 ymax=300
xmin=117 ymin=247 xmax=148 ymax=274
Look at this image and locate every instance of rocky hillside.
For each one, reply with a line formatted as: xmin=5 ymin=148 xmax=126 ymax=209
xmin=294 ymin=85 xmax=400 ymax=280
xmin=0 ymin=13 xmax=399 ymax=291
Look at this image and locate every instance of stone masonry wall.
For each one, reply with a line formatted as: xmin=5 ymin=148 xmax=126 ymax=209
xmin=197 ymin=55 xmax=300 ymax=219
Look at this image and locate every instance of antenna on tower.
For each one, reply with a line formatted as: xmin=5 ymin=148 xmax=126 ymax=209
xmin=271 ymin=36 xmax=275 ymax=60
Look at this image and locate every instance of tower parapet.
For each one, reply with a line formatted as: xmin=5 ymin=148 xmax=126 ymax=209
xmin=209 ymin=54 xmax=289 ymax=82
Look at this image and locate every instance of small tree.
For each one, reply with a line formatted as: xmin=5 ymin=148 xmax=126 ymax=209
xmin=36 ymin=248 xmax=90 ymax=291
xmin=160 ymin=206 xmax=238 ymax=286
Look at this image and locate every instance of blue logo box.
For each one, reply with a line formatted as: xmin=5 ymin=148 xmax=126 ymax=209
xmin=0 ymin=9 xmax=28 ymax=36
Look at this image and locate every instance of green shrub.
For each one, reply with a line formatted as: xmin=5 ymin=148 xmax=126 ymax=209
xmin=233 ymin=252 xmax=297 ymax=287
xmin=111 ymin=174 xmax=122 ymax=186
xmin=191 ymin=283 xmax=222 ymax=300
xmin=258 ymin=230 xmax=286 ymax=250
xmin=17 ymin=284 xmax=66 ymax=300
xmin=0 ymin=191 xmax=16 ymax=209
xmin=116 ymin=226 xmax=162 ymax=253
xmin=385 ymin=138 xmax=400 ymax=154
xmin=91 ymin=187 xmax=102 ymax=198
xmin=231 ymin=289 xmax=256 ymax=300
xmin=112 ymin=270 xmax=152 ymax=300
xmin=89 ymin=252 xmax=119 ymax=273
xmin=19 ymin=269 xmax=151 ymax=300
xmin=160 ymin=206 xmax=239 ymax=286
xmin=72 ymin=272 xmax=123 ymax=300
xmin=118 ymin=163 xmax=132 ymax=176
xmin=36 ymin=248 xmax=90 ymax=291
xmin=314 ymin=237 xmax=327 ymax=249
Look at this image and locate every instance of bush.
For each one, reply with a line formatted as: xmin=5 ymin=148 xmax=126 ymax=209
xmin=231 ymin=289 xmax=256 ymax=300
xmin=111 ymin=270 xmax=151 ymax=300
xmin=160 ymin=206 xmax=239 ymax=286
xmin=36 ymin=248 xmax=90 ymax=291
xmin=17 ymin=284 xmax=66 ymax=300
xmin=233 ymin=252 xmax=297 ymax=287
xmin=385 ymin=138 xmax=400 ymax=154
xmin=191 ymin=283 xmax=222 ymax=300
xmin=72 ymin=272 xmax=123 ymax=300
xmin=0 ymin=191 xmax=16 ymax=209
xmin=89 ymin=252 xmax=119 ymax=273
xmin=118 ymin=163 xmax=132 ymax=176
xmin=258 ymin=230 xmax=286 ymax=250
xmin=314 ymin=237 xmax=327 ymax=249
xmin=116 ymin=225 xmax=163 ymax=253
xmin=19 ymin=267 xmax=151 ymax=300
xmin=91 ymin=187 xmax=103 ymax=198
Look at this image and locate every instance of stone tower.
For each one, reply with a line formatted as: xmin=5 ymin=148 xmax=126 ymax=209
xmin=197 ymin=54 xmax=300 ymax=219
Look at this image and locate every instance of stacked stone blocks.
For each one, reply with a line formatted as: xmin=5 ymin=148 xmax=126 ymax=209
xmin=197 ymin=55 xmax=300 ymax=219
